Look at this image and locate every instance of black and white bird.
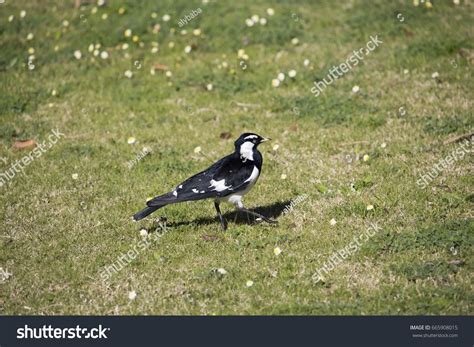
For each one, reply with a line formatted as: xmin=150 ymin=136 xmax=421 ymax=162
xmin=132 ymin=133 xmax=277 ymax=230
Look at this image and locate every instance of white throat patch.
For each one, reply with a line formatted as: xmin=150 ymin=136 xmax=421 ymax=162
xmin=239 ymin=141 xmax=254 ymax=161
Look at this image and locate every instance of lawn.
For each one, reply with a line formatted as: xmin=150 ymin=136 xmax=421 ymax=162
xmin=0 ymin=0 xmax=473 ymax=315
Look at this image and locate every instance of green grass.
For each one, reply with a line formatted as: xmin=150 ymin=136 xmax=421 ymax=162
xmin=0 ymin=0 xmax=473 ymax=315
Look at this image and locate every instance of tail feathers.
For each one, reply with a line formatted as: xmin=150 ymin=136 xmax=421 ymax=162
xmin=132 ymin=205 xmax=165 ymax=221
xmin=146 ymin=192 xmax=176 ymax=207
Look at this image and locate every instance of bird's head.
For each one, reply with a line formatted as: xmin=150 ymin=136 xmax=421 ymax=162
xmin=234 ymin=133 xmax=271 ymax=160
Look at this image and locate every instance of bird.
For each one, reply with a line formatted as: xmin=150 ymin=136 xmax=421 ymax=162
xmin=132 ymin=132 xmax=277 ymax=230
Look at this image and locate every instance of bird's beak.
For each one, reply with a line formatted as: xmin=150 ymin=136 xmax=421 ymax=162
xmin=260 ymin=137 xmax=271 ymax=142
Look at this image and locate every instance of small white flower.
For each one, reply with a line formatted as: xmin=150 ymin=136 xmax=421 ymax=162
xmin=127 ymin=136 xmax=136 ymax=144
xmin=273 ymin=247 xmax=282 ymax=256
xmin=98 ymin=0 xmax=106 ymax=6
xmin=352 ymin=85 xmax=360 ymax=93
xmin=101 ymin=13 xmax=108 ymax=20
xmin=124 ymin=29 xmax=132 ymax=37
xmin=330 ymin=218 xmax=337 ymax=226
xmin=194 ymin=146 xmax=201 ymax=154
xmin=62 ymin=20 xmax=69 ymax=27
xmin=20 ymin=10 xmax=27 ymax=18
xmin=272 ymin=79 xmax=280 ymax=87
xmin=72 ymin=173 xmax=79 ymax=180
xmin=431 ymin=71 xmax=439 ymax=79
xmin=246 ymin=280 xmax=254 ymax=287
xmin=277 ymin=72 xmax=285 ymax=81
xmin=251 ymin=14 xmax=259 ymax=23
xmin=217 ymin=268 xmax=227 ymax=275
xmin=128 ymin=291 xmax=137 ymax=300
xmin=51 ymin=89 xmax=58 ymax=96
xmin=291 ymin=37 xmax=299 ymax=45
xmin=366 ymin=204 xmax=374 ymax=211
xmin=266 ymin=8 xmax=275 ymax=16
xmin=259 ymin=18 xmax=267 ymax=25
xmin=403 ymin=69 xmax=409 ymax=74
xmin=100 ymin=51 xmax=109 ymax=59
xmin=237 ymin=49 xmax=245 ymax=58
xmin=93 ymin=49 xmax=99 ymax=56
xmin=272 ymin=144 xmax=279 ymax=151
xmin=206 ymin=83 xmax=213 ymax=91
xmin=73 ymin=50 xmax=82 ymax=60
xmin=8 ymin=15 xmax=14 ymax=22
xmin=280 ymin=173 xmax=287 ymax=180
xmin=28 ymin=47 xmax=35 ymax=54
xmin=151 ymin=47 xmax=159 ymax=53
xmin=26 ymin=33 xmax=34 ymax=40
xmin=184 ymin=45 xmax=192 ymax=53
xmin=245 ymin=18 xmax=254 ymax=27
xmin=165 ymin=71 xmax=172 ymax=77
xmin=180 ymin=29 xmax=187 ymax=35
xmin=124 ymin=70 xmax=133 ymax=78
xmin=380 ymin=142 xmax=387 ymax=148
xmin=139 ymin=229 xmax=148 ymax=237
xmin=162 ymin=14 xmax=171 ymax=22
xmin=303 ymin=59 xmax=310 ymax=67
xmin=151 ymin=12 xmax=157 ymax=19
xmin=193 ymin=28 xmax=202 ymax=36
xmin=168 ymin=41 xmax=175 ymax=48
xmin=363 ymin=154 xmax=370 ymax=162
xmin=288 ymin=69 xmax=296 ymax=78
xmin=122 ymin=43 xmax=129 ymax=50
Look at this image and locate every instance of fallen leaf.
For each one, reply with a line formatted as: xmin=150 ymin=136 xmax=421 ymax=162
xmin=220 ymin=132 xmax=232 ymax=139
xmin=13 ymin=139 xmax=36 ymax=150
xmin=153 ymin=63 xmax=169 ymax=71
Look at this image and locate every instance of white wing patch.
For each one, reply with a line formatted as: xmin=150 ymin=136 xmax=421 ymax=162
xmin=210 ymin=178 xmax=231 ymax=192
xmin=244 ymin=166 xmax=260 ymax=184
xmin=172 ymin=190 xmax=178 ymax=197
xmin=192 ymin=188 xmax=199 ymax=193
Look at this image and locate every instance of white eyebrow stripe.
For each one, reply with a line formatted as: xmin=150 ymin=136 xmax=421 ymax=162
xmin=244 ymin=135 xmax=258 ymax=140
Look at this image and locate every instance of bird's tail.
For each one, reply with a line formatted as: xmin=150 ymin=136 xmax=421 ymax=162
xmin=132 ymin=205 xmax=165 ymax=221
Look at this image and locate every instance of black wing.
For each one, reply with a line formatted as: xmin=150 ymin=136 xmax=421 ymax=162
xmin=146 ymin=152 xmax=260 ymax=207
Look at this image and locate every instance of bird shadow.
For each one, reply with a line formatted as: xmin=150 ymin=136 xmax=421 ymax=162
xmin=150 ymin=200 xmax=291 ymax=231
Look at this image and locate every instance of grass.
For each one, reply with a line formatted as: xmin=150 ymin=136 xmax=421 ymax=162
xmin=0 ymin=0 xmax=473 ymax=315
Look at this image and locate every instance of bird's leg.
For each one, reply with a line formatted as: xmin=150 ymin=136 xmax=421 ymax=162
xmin=239 ymin=207 xmax=278 ymax=224
xmin=214 ymin=201 xmax=227 ymax=231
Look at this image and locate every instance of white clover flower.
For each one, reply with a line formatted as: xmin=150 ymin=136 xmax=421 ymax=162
xmin=124 ymin=70 xmax=133 ymax=78
xmin=128 ymin=291 xmax=137 ymax=300
xmin=184 ymin=45 xmax=192 ymax=53
xmin=93 ymin=49 xmax=99 ymax=56
xmin=246 ymin=280 xmax=254 ymax=287
xmin=274 ymin=247 xmax=282 ymax=256
xmin=363 ymin=154 xmax=370 ymax=161
xmin=100 ymin=51 xmax=109 ymax=59
xmin=101 ymin=13 xmax=108 ymax=20
xmin=26 ymin=33 xmax=34 ymax=40
xmin=366 ymin=204 xmax=374 ymax=211
xmin=20 ymin=10 xmax=27 ymax=18
xmin=28 ymin=47 xmax=35 ymax=54
xmin=277 ymin=72 xmax=285 ymax=81
xmin=381 ymin=142 xmax=387 ymax=148
xmin=72 ymin=173 xmax=79 ymax=180
xmin=180 ymin=29 xmax=187 ymax=35
xmin=151 ymin=47 xmax=159 ymax=53
xmin=8 ymin=15 xmax=14 ymax=22
xmin=88 ymin=44 xmax=94 ymax=52
xmin=124 ymin=29 xmax=132 ymax=37
xmin=62 ymin=20 xmax=69 ymax=27
xmin=127 ymin=136 xmax=136 ymax=144
xmin=217 ymin=268 xmax=227 ymax=275
xmin=118 ymin=7 xmax=126 ymax=15
xmin=122 ymin=43 xmax=129 ymax=50
xmin=237 ymin=49 xmax=245 ymax=58
xmin=352 ymin=85 xmax=360 ymax=93
xmin=251 ymin=14 xmax=259 ymax=23
xmin=73 ymin=50 xmax=82 ymax=59
xmin=266 ymin=8 xmax=275 ymax=16
xmin=280 ymin=173 xmax=287 ymax=180
xmin=303 ymin=59 xmax=310 ymax=67
xmin=98 ymin=0 xmax=106 ymax=6
xmin=272 ymin=79 xmax=280 ymax=87
xmin=150 ymin=68 xmax=156 ymax=75
xmin=193 ymin=28 xmax=202 ymax=36
xmin=245 ymin=18 xmax=254 ymax=27
xmin=403 ymin=69 xmax=409 ymax=74
xmin=151 ymin=12 xmax=157 ymax=19
xmin=291 ymin=37 xmax=299 ymax=45
xmin=206 ymin=83 xmax=213 ymax=91
xmin=259 ymin=18 xmax=267 ymax=25
xmin=288 ymin=69 xmax=296 ymax=78
xmin=330 ymin=218 xmax=337 ymax=226
xmin=139 ymin=229 xmax=148 ymax=237
xmin=168 ymin=42 xmax=175 ymax=48
xmin=272 ymin=144 xmax=279 ymax=151
xmin=165 ymin=71 xmax=172 ymax=78
xmin=162 ymin=14 xmax=171 ymax=22
xmin=194 ymin=146 xmax=201 ymax=154
xmin=51 ymin=89 xmax=58 ymax=96
xmin=431 ymin=71 xmax=439 ymax=79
